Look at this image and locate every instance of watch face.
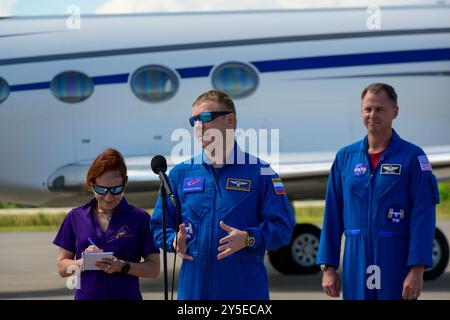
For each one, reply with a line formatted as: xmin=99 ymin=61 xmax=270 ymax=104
xmin=248 ymin=237 xmax=256 ymax=247
xmin=121 ymin=262 xmax=130 ymax=274
xmin=320 ymin=264 xmax=328 ymax=271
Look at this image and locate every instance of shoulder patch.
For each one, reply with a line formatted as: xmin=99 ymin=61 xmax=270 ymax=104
xmin=418 ymin=155 xmax=432 ymax=171
xmin=272 ymin=178 xmax=286 ymax=195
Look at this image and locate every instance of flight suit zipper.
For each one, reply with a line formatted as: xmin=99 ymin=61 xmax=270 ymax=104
xmin=367 ymin=152 xmax=385 ymax=299
xmin=209 ymin=166 xmax=219 ymax=298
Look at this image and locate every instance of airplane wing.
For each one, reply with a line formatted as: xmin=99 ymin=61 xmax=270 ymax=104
xmin=46 ymin=147 xmax=450 ymax=207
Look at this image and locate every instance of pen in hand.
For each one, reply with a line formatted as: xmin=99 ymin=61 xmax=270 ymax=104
xmin=87 ymin=237 xmax=102 ymax=252
xmin=88 ymin=237 xmax=96 ymax=246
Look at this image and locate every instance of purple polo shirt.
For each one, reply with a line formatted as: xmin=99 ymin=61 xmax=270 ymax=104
xmin=53 ymin=197 xmax=159 ymax=300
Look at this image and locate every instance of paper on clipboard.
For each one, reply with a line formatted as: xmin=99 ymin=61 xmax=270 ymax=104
xmin=81 ymin=251 xmax=114 ymax=271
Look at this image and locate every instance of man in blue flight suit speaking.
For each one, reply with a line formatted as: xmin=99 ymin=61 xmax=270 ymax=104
xmin=151 ymin=90 xmax=295 ymax=300
xmin=317 ymin=83 xmax=440 ymax=300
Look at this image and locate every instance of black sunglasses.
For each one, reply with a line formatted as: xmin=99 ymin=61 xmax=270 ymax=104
xmin=189 ymin=111 xmax=233 ymax=127
xmin=93 ymin=184 xmax=125 ymax=196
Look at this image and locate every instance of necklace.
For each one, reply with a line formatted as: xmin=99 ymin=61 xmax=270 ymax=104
xmin=95 ymin=207 xmax=113 ymax=221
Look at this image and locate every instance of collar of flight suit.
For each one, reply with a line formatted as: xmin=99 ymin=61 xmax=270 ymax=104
xmin=360 ymin=129 xmax=403 ymax=160
xmin=200 ymin=140 xmax=245 ymax=167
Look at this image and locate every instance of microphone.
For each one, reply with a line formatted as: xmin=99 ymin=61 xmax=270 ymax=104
xmin=151 ymin=155 xmax=177 ymax=208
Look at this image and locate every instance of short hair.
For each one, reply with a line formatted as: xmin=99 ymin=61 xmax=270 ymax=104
xmin=86 ymin=148 xmax=127 ymax=191
xmin=192 ymin=90 xmax=236 ymax=114
xmin=361 ymin=83 xmax=398 ymax=105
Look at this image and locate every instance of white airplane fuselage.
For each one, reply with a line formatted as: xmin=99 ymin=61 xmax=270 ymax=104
xmin=1 ymin=6 xmax=450 ymax=207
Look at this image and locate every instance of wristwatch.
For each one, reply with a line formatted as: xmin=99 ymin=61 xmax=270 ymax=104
xmin=121 ymin=261 xmax=131 ymax=274
xmin=246 ymin=231 xmax=256 ymax=248
xmin=320 ymin=264 xmax=330 ymax=272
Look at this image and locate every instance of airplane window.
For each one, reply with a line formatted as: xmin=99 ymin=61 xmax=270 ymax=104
xmin=211 ymin=62 xmax=259 ymax=99
xmin=50 ymin=71 xmax=94 ymax=103
xmin=130 ymin=65 xmax=179 ymax=102
xmin=0 ymin=77 xmax=9 ymax=103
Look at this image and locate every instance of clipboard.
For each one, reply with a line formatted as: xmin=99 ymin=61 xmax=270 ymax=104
xmin=81 ymin=251 xmax=114 ymax=271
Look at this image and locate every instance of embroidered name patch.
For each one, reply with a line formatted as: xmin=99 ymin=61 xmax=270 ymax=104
xmin=380 ymin=164 xmax=401 ymax=175
xmin=272 ymin=178 xmax=286 ymax=195
xmin=226 ymin=178 xmax=251 ymax=191
xmin=183 ymin=177 xmax=205 ymax=193
xmin=418 ymin=155 xmax=432 ymax=171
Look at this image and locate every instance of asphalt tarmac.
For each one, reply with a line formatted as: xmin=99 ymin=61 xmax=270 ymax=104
xmin=0 ymin=220 xmax=449 ymax=300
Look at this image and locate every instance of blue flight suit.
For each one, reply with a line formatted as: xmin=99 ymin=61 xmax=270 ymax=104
xmin=150 ymin=144 xmax=295 ymax=300
xmin=317 ymin=130 xmax=439 ymax=300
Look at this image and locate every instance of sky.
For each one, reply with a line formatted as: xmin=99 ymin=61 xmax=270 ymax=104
xmin=0 ymin=0 xmax=448 ymax=17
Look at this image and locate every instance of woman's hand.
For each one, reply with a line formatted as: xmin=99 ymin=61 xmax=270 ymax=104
xmin=85 ymin=245 xmax=103 ymax=252
xmin=96 ymin=257 xmax=123 ymax=274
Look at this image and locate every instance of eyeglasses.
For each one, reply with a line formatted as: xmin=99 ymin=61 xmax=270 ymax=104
xmin=93 ymin=184 xmax=125 ymax=196
xmin=189 ymin=111 xmax=233 ymax=127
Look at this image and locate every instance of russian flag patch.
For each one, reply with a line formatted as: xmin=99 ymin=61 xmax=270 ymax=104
xmin=272 ymin=178 xmax=286 ymax=195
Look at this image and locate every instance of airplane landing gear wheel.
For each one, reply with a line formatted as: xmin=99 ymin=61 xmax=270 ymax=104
xmin=268 ymin=224 xmax=321 ymax=274
xmin=424 ymin=227 xmax=449 ymax=280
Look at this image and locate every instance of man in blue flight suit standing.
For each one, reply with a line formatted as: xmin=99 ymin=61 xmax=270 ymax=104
xmin=317 ymin=83 xmax=440 ymax=300
xmin=151 ymin=90 xmax=295 ymax=300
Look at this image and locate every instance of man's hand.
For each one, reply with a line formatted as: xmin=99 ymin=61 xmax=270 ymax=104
xmin=322 ymin=267 xmax=341 ymax=298
xmin=402 ymin=265 xmax=424 ymax=300
xmin=173 ymin=223 xmax=193 ymax=260
xmin=217 ymin=221 xmax=248 ymax=260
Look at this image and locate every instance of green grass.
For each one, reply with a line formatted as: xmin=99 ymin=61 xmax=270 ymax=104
xmin=0 ymin=225 xmax=60 ymax=232
xmin=295 ymin=206 xmax=325 ymax=224
xmin=0 ymin=202 xmax=36 ymax=209
xmin=439 ymin=181 xmax=450 ymax=201
xmin=0 ymin=213 xmax=67 ymax=228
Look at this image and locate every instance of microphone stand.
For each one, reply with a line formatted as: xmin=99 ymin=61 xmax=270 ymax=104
xmin=159 ymin=182 xmax=169 ymax=301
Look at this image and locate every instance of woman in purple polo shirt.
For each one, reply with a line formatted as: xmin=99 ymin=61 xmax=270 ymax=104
xmin=53 ymin=148 xmax=160 ymax=300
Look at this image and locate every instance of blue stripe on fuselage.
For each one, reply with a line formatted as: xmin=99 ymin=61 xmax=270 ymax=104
xmin=7 ymin=48 xmax=450 ymax=92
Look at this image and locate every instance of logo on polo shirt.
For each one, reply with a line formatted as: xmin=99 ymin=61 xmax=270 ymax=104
xmin=115 ymin=225 xmax=132 ymax=239
xmin=107 ymin=225 xmax=133 ymax=243
xmin=183 ymin=177 xmax=205 ymax=193
xmin=226 ymin=178 xmax=251 ymax=192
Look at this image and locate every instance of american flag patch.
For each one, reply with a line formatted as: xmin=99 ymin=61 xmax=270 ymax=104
xmin=272 ymin=178 xmax=286 ymax=195
xmin=418 ymin=155 xmax=432 ymax=171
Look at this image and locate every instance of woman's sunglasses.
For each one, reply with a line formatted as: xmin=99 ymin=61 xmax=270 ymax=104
xmin=189 ymin=111 xmax=232 ymax=127
xmin=93 ymin=184 xmax=125 ymax=196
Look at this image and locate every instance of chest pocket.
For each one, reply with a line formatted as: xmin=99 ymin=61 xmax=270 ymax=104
xmin=219 ymin=177 xmax=259 ymax=222
xmin=344 ymin=173 xmax=369 ymax=199
xmin=376 ymin=173 xmax=405 ymax=201
xmin=179 ymin=180 xmax=212 ymax=221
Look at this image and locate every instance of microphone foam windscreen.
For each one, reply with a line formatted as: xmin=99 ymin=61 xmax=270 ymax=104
xmin=151 ymin=155 xmax=167 ymax=174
